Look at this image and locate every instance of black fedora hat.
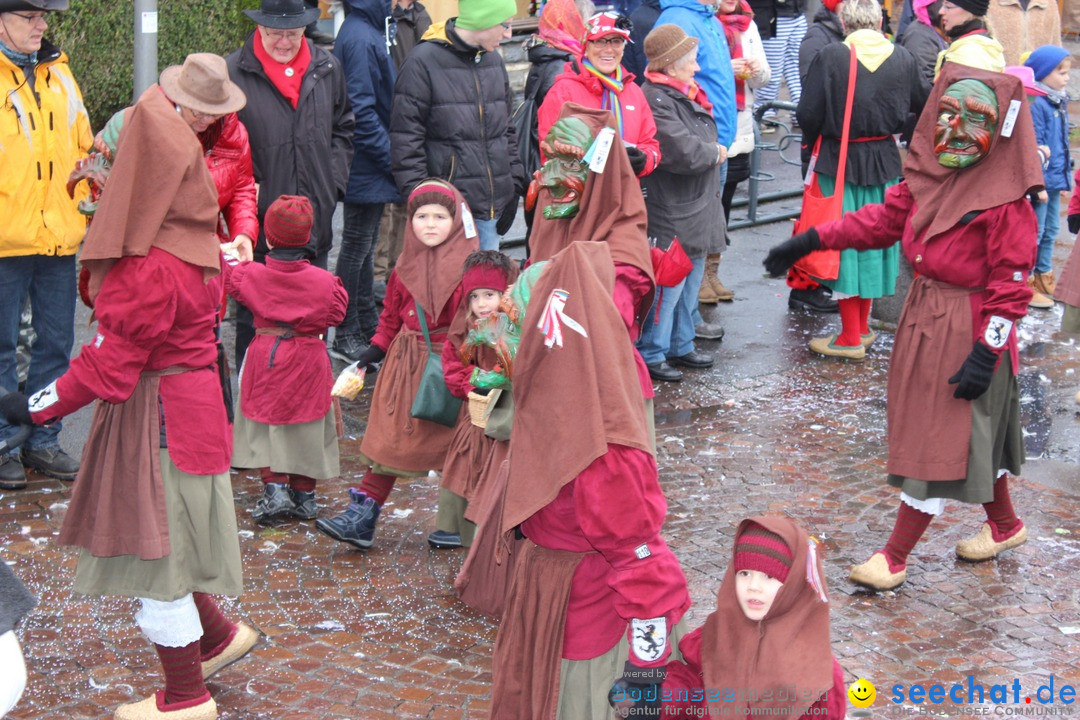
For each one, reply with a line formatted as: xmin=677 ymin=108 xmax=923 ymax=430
xmin=243 ymin=0 xmax=320 ymax=29
xmin=0 ymin=0 xmax=69 ymax=10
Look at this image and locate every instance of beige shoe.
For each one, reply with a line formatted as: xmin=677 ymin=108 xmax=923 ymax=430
xmin=1033 ymin=270 xmax=1056 ymax=298
xmin=115 ymin=692 xmax=216 ymax=720
xmin=809 ymin=333 xmax=866 ymax=361
xmin=1075 ymin=389 xmax=1080 ymax=405
xmin=201 ymin=623 xmax=258 ymax=680
xmin=710 ymin=277 xmax=735 ymax=302
xmin=860 ymin=329 xmax=877 ymax=348
xmin=1027 ymin=275 xmax=1055 ymax=308
xmin=955 ymin=522 xmax=1027 ymax=562
xmin=698 ymin=254 xmax=722 ymax=304
xmin=849 ymin=552 xmax=907 ymax=591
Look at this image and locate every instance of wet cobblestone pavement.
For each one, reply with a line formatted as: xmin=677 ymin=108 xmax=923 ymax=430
xmin=5 ymin=174 xmax=1080 ymax=720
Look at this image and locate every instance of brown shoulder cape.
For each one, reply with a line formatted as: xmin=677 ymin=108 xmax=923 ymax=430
xmin=501 ymin=241 xmax=652 ymax=532
xmin=702 ymin=516 xmax=835 ymax=719
xmin=81 ymin=85 xmax=220 ymax=304
xmin=905 ymin=63 xmax=1044 ymax=243
xmin=395 ymin=182 xmax=480 ymax=322
xmin=529 ymin=103 xmax=656 ymax=323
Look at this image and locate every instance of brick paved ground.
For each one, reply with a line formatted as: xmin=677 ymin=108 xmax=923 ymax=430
xmin=4 ymin=221 xmax=1078 ymax=719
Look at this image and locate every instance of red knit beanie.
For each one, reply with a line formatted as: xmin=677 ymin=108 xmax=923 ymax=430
xmin=407 ymin=179 xmax=457 ymax=219
xmin=734 ymin=522 xmax=793 ymax=583
xmin=264 ymin=194 xmax=313 ymax=248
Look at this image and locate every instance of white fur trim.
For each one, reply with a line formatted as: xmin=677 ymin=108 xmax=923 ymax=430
xmin=135 ymin=595 xmax=202 ymax=647
xmin=900 ymin=492 xmax=945 ymax=517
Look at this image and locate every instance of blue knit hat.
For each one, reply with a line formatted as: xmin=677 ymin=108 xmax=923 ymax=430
xmin=1024 ymin=45 xmax=1071 ymax=82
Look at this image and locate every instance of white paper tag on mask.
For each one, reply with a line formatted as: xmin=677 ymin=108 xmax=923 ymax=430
xmin=588 ymin=127 xmax=616 ymax=174
xmin=461 ymin=202 xmax=477 ymax=239
xmin=1001 ymin=100 xmax=1021 ymax=138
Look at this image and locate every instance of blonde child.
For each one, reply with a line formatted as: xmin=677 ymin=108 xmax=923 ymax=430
xmin=225 ymin=195 xmax=348 ymax=523
xmin=317 ymin=179 xmax=478 ymax=549
xmin=429 ymin=250 xmax=519 ymax=549
xmin=640 ymin=516 xmax=846 ymax=719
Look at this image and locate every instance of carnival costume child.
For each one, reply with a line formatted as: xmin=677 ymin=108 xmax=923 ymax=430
xmin=487 ymin=241 xmax=690 ymax=720
xmin=226 ymin=194 xmax=348 ymax=524
xmin=765 ymin=63 xmax=1043 ymax=591
xmin=655 ymin=517 xmax=846 ymax=720
xmin=430 ymin=250 xmax=518 ymax=549
xmin=0 ymin=58 xmax=259 ymax=720
xmin=315 ymin=179 xmax=478 ymax=550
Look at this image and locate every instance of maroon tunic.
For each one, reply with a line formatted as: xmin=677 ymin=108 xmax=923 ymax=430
xmin=816 ymin=182 xmax=1035 ymax=480
xmin=224 ymin=256 xmax=348 ymax=424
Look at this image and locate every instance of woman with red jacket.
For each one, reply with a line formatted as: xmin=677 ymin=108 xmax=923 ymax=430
xmin=537 ymin=10 xmax=661 ymax=178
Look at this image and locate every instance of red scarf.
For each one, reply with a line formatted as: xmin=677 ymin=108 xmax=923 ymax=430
xmin=718 ymin=5 xmax=752 ymax=110
xmin=252 ymin=35 xmax=311 ymax=109
xmin=643 ymin=69 xmax=714 ymax=114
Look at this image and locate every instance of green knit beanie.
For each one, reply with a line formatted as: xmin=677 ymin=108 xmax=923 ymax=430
xmin=456 ymin=0 xmax=516 ymax=31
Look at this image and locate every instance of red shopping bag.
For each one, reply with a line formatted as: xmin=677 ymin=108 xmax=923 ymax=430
xmin=650 ymin=237 xmax=694 ymax=322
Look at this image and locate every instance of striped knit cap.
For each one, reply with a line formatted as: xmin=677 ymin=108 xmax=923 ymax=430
xmin=734 ymin=522 xmax=793 ymax=583
xmin=264 ymin=194 xmax=313 ymax=248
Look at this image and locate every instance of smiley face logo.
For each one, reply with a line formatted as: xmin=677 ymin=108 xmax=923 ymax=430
xmin=848 ymin=679 xmax=877 ymax=708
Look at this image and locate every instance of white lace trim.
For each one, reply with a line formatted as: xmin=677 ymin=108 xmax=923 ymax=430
xmin=135 ymin=595 xmax=202 ymax=647
xmin=0 ymin=631 xmax=28 ymax=716
xmin=900 ymin=492 xmax=945 ymax=517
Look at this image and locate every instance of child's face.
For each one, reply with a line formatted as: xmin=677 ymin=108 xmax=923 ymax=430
xmin=469 ymin=288 xmax=502 ymax=320
xmin=1043 ymin=59 xmax=1071 ymax=92
xmin=412 ymin=204 xmax=454 ymax=247
xmin=735 ymin=569 xmax=784 ymax=621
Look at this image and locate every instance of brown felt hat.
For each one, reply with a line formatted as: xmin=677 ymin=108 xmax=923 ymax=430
xmin=644 ymin=24 xmax=698 ymax=74
xmin=159 ymin=53 xmax=247 ymax=117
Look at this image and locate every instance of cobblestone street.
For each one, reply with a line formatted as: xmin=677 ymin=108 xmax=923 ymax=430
xmin=3 ymin=202 xmax=1078 ymax=718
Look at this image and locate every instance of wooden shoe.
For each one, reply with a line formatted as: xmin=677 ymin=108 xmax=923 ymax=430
xmin=809 ymin=334 xmax=866 ymax=361
xmin=115 ymin=691 xmax=216 ymax=720
xmin=849 ymin=552 xmax=906 ymax=591
xmin=955 ymin=522 xmax=1027 ymax=562
xmin=201 ymin=623 xmax=258 ymax=679
xmin=860 ymin=329 xmax=876 ymax=348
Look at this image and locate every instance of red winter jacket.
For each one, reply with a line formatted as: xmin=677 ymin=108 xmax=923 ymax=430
xmin=201 ymin=113 xmax=259 ymax=244
xmin=536 ymin=61 xmax=661 ymax=177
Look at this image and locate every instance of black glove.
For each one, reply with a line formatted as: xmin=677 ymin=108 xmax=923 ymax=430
xmin=0 ymin=392 xmax=32 ymax=427
xmin=763 ymin=228 xmax=820 ymax=278
xmin=355 ymin=344 xmax=386 ymax=370
xmin=608 ymin=662 xmax=666 ymax=718
xmin=948 ymin=342 xmax=998 ymax=400
xmin=1068 ymin=214 xmax=1080 ymax=235
xmin=625 ymin=146 xmax=647 ymax=175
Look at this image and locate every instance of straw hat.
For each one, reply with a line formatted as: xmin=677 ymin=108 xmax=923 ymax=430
xmin=159 ymin=53 xmax=246 ymax=117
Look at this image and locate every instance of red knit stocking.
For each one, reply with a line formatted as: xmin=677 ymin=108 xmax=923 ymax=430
xmin=882 ymin=502 xmax=934 ymax=570
xmin=983 ymin=474 xmax=1022 ymax=541
xmin=859 ymin=298 xmax=872 ymax=335
xmin=154 ymin=640 xmax=207 ymax=704
xmin=836 ymin=297 xmax=863 ymax=347
xmin=359 ymin=470 xmax=396 ymax=507
xmin=193 ymin=593 xmax=236 ymax=659
xmin=260 ymin=468 xmax=288 ymax=485
xmin=288 ymin=474 xmax=317 ymax=493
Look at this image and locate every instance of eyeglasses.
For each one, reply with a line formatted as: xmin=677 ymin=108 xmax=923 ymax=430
xmin=591 ymin=36 xmax=626 ymax=48
xmin=500 ymin=22 xmax=512 ymax=30
xmin=261 ymin=27 xmax=305 ymax=40
xmin=8 ymin=11 xmax=47 ymax=25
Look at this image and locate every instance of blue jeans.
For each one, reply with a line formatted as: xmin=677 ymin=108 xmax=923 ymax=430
xmin=336 ymin=203 xmax=384 ymax=343
xmin=1032 ymin=193 xmax=1060 ymax=274
xmin=673 ymin=256 xmax=706 ymax=357
xmin=637 ymin=275 xmax=690 ymax=364
xmin=474 ymin=217 xmax=500 ymax=251
xmin=0 ymin=254 xmax=76 ymax=451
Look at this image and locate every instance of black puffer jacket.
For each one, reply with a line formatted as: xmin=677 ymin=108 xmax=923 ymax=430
xmin=226 ymin=35 xmax=355 ymax=261
xmin=390 ymin=19 xmax=526 ymax=220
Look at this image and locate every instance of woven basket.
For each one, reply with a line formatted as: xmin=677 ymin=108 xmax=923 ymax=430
xmin=467 ymin=391 xmax=492 ymax=428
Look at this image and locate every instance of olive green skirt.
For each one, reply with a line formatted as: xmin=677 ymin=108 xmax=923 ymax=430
xmin=73 ymin=451 xmax=244 ymax=601
xmin=232 ymin=402 xmax=339 ymax=480
xmin=887 ymin=354 xmax=1023 ymax=504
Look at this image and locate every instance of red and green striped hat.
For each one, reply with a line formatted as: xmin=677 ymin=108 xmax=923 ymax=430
xmin=735 ymin=522 xmax=793 ymax=583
